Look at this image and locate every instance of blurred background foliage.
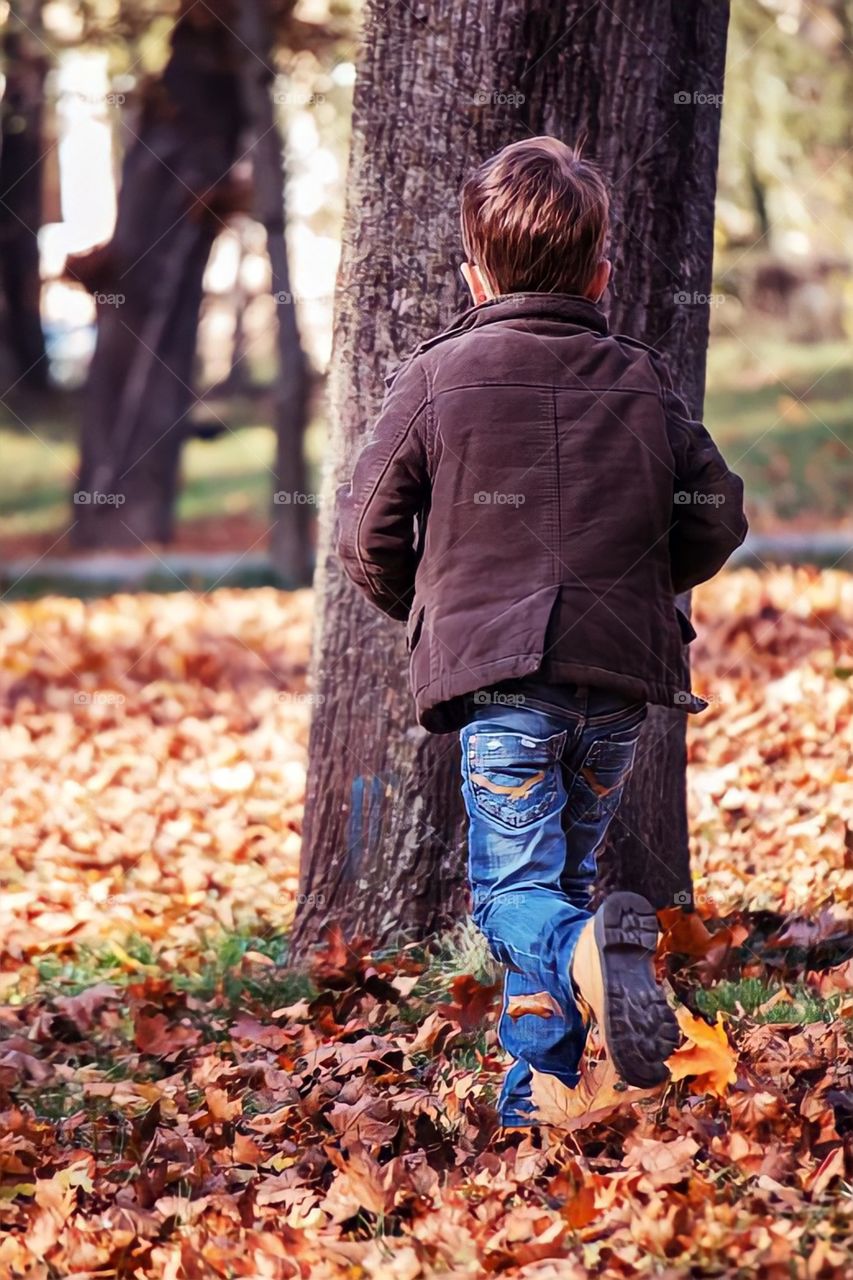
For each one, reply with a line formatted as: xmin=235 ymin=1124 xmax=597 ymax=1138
xmin=0 ymin=0 xmax=852 ymax=577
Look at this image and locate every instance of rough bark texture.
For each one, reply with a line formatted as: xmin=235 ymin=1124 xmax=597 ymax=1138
xmin=295 ymin=0 xmax=729 ymax=952
xmin=71 ymin=4 xmax=245 ymax=548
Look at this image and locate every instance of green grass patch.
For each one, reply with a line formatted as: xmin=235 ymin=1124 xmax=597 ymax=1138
xmin=704 ymin=337 xmax=853 ymax=523
xmin=696 ymin=977 xmax=841 ymax=1024
xmin=0 ymin=403 xmax=327 ymax=546
xmin=420 ymin=920 xmax=499 ymax=988
xmin=9 ymin=926 xmax=314 ymax=1014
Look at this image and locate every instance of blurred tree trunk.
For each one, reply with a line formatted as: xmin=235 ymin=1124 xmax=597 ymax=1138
xmin=0 ymin=3 xmax=48 ymax=390
xmin=71 ymin=3 xmax=245 ymax=548
xmin=234 ymin=0 xmax=311 ymax=586
xmin=295 ymin=0 xmax=729 ymax=952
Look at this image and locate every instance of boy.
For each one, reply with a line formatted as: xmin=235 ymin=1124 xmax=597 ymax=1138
xmin=337 ymin=137 xmax=747 ymax=1127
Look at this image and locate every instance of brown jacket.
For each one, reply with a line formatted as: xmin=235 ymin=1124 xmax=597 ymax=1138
xmin=337 ymin=293 xmax=747 ymax=733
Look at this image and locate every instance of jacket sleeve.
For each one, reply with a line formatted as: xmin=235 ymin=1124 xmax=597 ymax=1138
xmin=336 ymin=358 xmax=431 ymax=621
xmin=654 ymin=356 xmax=748 ymax=595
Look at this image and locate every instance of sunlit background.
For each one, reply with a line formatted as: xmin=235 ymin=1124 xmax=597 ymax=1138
xmin=1 ymin=0 xmax=852 ymax=583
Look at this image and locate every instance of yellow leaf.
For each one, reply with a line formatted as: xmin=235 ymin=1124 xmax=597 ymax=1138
xmin=108 ymin=942 xmax=159 ymax=975
xmin=267 ymin=1153 xmax=298 ymax=1172
xmin=0 ymin=1184 xmax=36 ymax=1201
xmin=667 ymin=1008 xmax=737 ymax=1096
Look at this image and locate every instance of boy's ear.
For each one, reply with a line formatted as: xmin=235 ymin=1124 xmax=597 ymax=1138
xmin=462 ymin=262 xmax=493 ymax=305
xmin=586 ymin=259 xmax=612 ymax=302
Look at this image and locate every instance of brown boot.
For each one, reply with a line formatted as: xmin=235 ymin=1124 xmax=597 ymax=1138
xmin=570 ymin=891 xmax=679 ymax=1088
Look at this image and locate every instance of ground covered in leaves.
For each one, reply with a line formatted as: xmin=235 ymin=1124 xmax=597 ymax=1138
xmin=2 ymin=570 xmax=853 ymax=1278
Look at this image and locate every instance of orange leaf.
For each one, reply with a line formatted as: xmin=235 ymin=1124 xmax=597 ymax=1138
xmin=667 ymin=1008 xmax=737 ymax=1096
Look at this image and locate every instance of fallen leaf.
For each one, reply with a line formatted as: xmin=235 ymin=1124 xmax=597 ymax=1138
xmin=667 ymin=1008 xmax=738 ymax=1096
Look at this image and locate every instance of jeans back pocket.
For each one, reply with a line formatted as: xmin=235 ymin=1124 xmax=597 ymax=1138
xmin=466 ymin=728 xmax=565 ymax=830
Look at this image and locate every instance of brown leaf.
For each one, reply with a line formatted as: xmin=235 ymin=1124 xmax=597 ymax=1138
xmin=133 ymin=1012 xmax=201 ymax=1057
xmin=437 ymin=974 xmax=500 ymax=1031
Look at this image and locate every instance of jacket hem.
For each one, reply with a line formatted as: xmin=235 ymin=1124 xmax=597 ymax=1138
xmin=415 ymin=656 xmax=705 ymax=733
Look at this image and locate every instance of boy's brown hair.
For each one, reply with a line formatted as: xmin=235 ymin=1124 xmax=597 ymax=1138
xmin=460 ymin=136 xmax=610 ymax=297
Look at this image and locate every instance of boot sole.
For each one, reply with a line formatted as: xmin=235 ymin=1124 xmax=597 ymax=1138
xmin=593 ymin=891 xmax=680 ymax=1088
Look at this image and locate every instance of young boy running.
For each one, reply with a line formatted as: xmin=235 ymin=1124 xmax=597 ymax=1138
xmin=337 ymin=137 xmax=747 ymax=1126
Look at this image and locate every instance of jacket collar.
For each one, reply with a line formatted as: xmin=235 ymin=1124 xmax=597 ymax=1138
xmin=385 ymin=294 xmax=608 ymax=387
xmin=415 ymin=292 xmax=608 ymax=352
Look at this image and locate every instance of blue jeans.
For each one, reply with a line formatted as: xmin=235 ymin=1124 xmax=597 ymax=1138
xmin=459 ymin=689 xmax=646 ymax=1126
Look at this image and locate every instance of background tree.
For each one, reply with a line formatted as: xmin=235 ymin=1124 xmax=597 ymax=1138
xmin=0 ymin=1 xmax=49 ymax=391
xmin=235 ymin=0 xmax=311 ymax=584
xmin=69 ymin=1 xmax=247 ymax=548
xmin=295 ymin=0 xmax=730 ymax=952
xmin=69 ymin=0 xmax=313 ymax=577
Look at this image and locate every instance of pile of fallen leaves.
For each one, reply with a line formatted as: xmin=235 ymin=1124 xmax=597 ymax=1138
xmin=1 ymin=570 xmax=852 ymax=1278
xmin=0 ymin=589 xmax=312 ymax=974
xmin=690 ymin=566 xmax=853 ymax=916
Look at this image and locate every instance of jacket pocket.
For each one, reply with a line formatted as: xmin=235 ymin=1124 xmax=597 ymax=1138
xmin=675 ymin=606 xmax=697 ymax=645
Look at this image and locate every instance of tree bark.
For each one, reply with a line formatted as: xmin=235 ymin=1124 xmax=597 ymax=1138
xmin=70 ymin=3 xmax=245 ymax=548
xmin=295 ymin=0 xmax=729 ymax=952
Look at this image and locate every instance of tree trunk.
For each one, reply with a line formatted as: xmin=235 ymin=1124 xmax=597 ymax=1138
xmin=295 ymin=0 xmax=729 ymax=952
xmin=234 ymin=0 xmax=312 ymax=587
xmin=0 ymin=3 xmax=48 ymax=391
xmin=71 ymin=3 xmax=245 ymax=548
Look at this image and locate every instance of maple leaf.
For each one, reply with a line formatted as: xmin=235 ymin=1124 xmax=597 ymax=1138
xmin=667 ymin=1008 xmax=738 ymax=1096
xmin=530 ymin=1055 xmax=656 ymax=1129
xmin=437 ymin=974 xmax=500 ymax=1031
xmin=133 ymin=1011 xmax=201 ymax=1057
xmin=327 ymin=1093 xmax=399 ymax=1147
xmin=623 ymin=1134 xmax=700 ymax=1188
xmin=309 ymin=922 xmax=378 ymax=988
xmin=658 ymin=908 xmax=749 ymax=982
